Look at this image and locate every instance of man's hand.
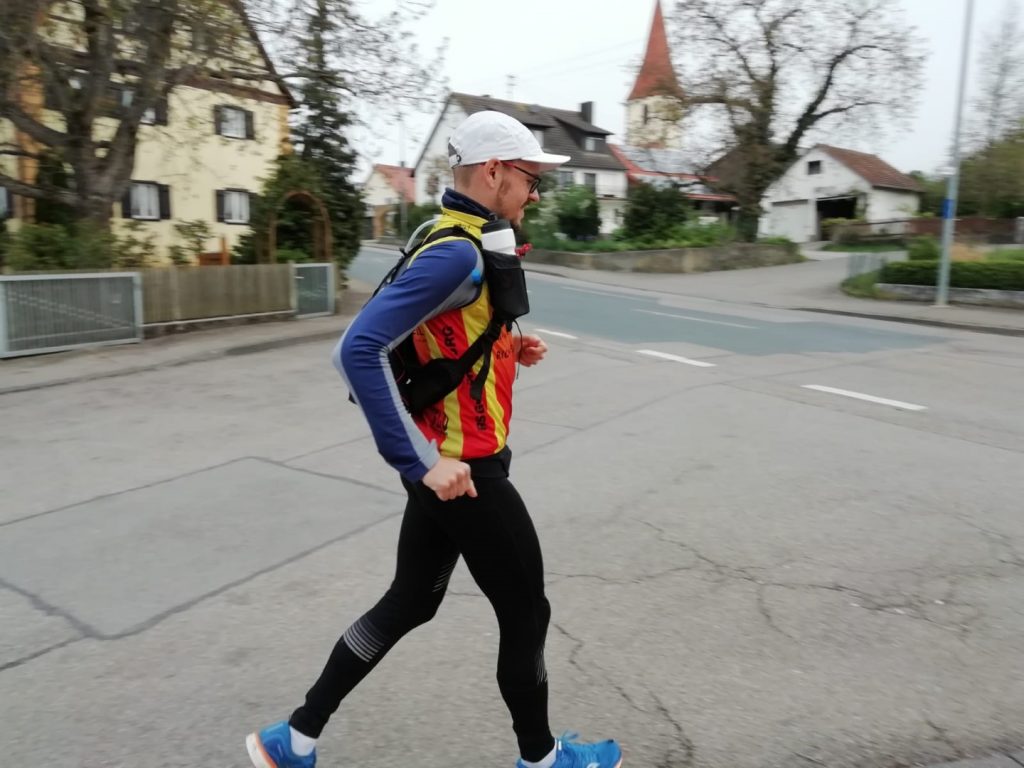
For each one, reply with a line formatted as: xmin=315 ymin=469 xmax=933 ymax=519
xmin=516 ymin=334 xmax=548 ymax=367
xmin=422 ymin=457 xmax=478 ymax=501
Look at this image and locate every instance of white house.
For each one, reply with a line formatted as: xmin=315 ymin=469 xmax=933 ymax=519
xmin=361 ymin=163 xmax=414 ymax=239
xmin=759 ymin=145 xmax=921 ymax=243
xmin=412 ymin=92 xmax=628 ymax=235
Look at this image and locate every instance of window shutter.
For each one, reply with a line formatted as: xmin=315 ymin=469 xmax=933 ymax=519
xmin=158 ymin=184 xmax=171 ymax=220
xmin=122 ymin=185 xmax=134 ymax=218
xmin=155 ymin=98 xmax=169 ymax=126
xmin=245 ymin=110 xmax=255 ymax=140
xmin=216 ymin=190 xmax=226 ymax=222
xmin=213 ymin=105 xmax=223 ymax=135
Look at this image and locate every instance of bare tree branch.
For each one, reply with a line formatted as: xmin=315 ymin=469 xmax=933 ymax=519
xmin=669 ymin=0 xmax=924 ymax=238
xmin=0 ymin=169 xmax=79 ymax=206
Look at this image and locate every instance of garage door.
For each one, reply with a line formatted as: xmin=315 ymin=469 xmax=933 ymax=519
xmin=768 ymin=200 xmax=812 ymax=243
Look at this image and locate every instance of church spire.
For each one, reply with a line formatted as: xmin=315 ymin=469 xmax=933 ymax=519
xmin=628 ymin=0 xmax=683 ymax=102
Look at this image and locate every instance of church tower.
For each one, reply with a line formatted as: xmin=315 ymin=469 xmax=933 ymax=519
xmin=626 ymin=0 xmax=684 ymax=149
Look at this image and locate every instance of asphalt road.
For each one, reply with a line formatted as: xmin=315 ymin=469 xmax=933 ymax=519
xmin=2 ymin=250 xmax=1023 ymax=768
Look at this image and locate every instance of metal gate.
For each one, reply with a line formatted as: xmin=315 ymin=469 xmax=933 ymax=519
xmin=0 ymin=273 xmax=142 ymax=358
xmin=293 ymin=263 xmax=336 ymax=318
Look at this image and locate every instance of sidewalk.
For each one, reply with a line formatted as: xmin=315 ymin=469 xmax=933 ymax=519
xmin=0 ymin=313 xmax=353 ymax=395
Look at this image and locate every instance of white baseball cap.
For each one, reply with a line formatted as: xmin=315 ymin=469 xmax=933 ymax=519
xmin=448 ymin=110 xmax=571 ymax=171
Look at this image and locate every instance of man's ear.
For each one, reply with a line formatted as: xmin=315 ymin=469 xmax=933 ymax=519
xmin=481 ymin=158 xmax=502 ymax=188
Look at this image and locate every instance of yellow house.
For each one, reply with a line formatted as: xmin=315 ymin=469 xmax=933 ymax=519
xmin=0 ymin=2 xmax=294 ymax=264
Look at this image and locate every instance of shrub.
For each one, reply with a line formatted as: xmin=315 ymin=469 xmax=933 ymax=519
xmin=821 ymin=217 xmax=857 ymax=242
xmin=841 ymin=270 xmax=882 ymax=299
xmin=880 ymin=259 xmax=1024 ymax=291
xmin=621 ymin=182 xmax=691 ymax=240
xmin=398 ymin=203 xmax=442 ymax=240
xmin=0 ymin=221 xmax=7 ymax=266
xmin=169 ymin=219 xmax=214 ymax=265
xmin=114 ymin=220 xmax=158 ymax=268
xmin=6 ymin=223 xmax=117 ymax=270
xmin=555 ymin=185 xmax=601 ymax=240
xmin=907 ymin=236 xmax=940 ymax=260
xmin=274 ymin=247 xmax=312 ymax=263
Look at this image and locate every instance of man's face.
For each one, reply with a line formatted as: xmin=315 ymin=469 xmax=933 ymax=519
xmin=494 ymin=160 xmax=543 ymax=227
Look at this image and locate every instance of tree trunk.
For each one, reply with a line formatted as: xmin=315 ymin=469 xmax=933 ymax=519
xmin=77 ymin=196 xmax=115 ymax=231
xmin=735 ymin=207 xmax=761 ymax=242
xmin=70 ymin=155 xmax=120 ymax=233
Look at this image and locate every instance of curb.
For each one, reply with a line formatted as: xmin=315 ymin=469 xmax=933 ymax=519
xmin=0 ymin=325 xmax=349 ymax=397
xmin=793 ymin=307 xmax=1024 ymax=337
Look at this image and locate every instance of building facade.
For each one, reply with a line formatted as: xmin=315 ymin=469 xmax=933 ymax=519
xmin=758 ymin=145 xmax=922 ymax=243
xmin=412 ymin=93 xmax=628 ymax=235
xmin=362 ymin=164 xmax=415 ymax=239
xmin=0 ymin=5 xmax=294 ymax=264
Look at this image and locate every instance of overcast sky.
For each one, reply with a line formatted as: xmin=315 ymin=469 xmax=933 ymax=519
xmin=348 ymin=0 xmax=1007 ymax=179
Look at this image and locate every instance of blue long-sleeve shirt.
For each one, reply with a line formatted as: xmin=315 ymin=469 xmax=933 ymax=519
xmin=333 ymin=190 xmax=494 ymax=482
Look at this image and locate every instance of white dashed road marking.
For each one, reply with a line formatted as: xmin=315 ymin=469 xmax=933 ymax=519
xmin=534 ymin=329 xmax=579 ymax=340
xmin=802 ymin=385 xmax=928 ymax=412
xmin=561 ymin=286 xmax=640 ymax=299
xmin=633 ymin=309 xmax=756 ymax=329
xmin=637 ymin=350 xmax=717 ymax=368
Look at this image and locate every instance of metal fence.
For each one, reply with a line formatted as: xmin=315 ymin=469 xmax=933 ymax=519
xmin=293 ymin=263 xmax=336 ymax=318
xmin=0 ymin=273 xmax=142 ymax=358
xmin=0 ymin=263 xmax=337 ymax=359
xmin=847 ymin=251 xmax=908 ymax=279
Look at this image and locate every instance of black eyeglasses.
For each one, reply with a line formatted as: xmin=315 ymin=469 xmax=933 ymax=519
xmin=501 ymin=161 xmax=542 ymax=193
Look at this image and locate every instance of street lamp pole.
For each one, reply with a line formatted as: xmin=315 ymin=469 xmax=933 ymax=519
xmin=936 ymin=0 xmax=976 ymax=307
xmin=398 ymin=112 xmax=408 ymax=237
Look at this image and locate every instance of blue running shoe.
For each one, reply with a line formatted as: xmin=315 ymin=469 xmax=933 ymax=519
xmin=518 ymin=731 xmax=623 ymax=768
xmin=246 ymin=721 xmax=316 ymax=768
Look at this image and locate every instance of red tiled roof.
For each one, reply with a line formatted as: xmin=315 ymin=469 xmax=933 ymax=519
xmin=818 ymin=145 xmax=921 ymax=192
xmin=374 ymin=164 xmax=415 ymax=203
xmin=607 ymin=144 xmax=735 ymax=202
xmin=628 ymin=1 xmax=684 ymax=101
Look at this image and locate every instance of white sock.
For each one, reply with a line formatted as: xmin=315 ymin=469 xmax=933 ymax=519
xmin=520 ymin=745 xmax=557 ymax=768
xmin=289 ymin=727 xmax=317 ymax=757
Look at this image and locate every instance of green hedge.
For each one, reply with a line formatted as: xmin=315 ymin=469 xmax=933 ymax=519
xmin=879 ymin=260 xmax=1024 ymax=291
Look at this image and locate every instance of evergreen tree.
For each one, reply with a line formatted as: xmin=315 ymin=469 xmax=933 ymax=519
xmin=289 ymin=0 xmax=364 ymax=266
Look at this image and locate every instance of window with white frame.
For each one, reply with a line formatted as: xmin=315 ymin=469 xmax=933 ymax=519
xmin=558 ymin=170 xmax=574 ymax=189
xmin=532 ymin=128 xmax=545 ymax=147
xmin=0 ymin=186 xmax=10 ymax=218
xmin=584 ymin=173 xmax=597 ymax=192
xmin=219 ymin=189 xmax=251 ymax=224
xmin=130 ymin=182 xmax=160 ymax=220
xmin=217 ymin=106 xmax=250 ymax=139
xmin=584 ymin=136 xmax=601 ymax=151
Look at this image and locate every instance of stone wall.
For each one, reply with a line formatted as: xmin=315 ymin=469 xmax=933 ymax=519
xmin=876 ymin=283 xmax=1024 ymax=309
xmin=528 ymin=243 xmax=801 ymax=273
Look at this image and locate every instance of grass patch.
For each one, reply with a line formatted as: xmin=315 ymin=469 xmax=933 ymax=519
xmin=822 ymin=242 xmax=906 ymax=253
xmin=840 ymin=270 xmax=883 ymax=298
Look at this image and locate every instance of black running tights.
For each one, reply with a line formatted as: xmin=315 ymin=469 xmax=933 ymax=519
xmin=288 ymin=474 xmax=555 ymax=761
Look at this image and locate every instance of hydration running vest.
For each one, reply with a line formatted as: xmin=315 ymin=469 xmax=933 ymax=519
xmin=356 ymin=217 xmax=530 ymax=416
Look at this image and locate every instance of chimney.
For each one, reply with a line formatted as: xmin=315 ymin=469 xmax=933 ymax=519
xmin=580 ymin=101 xmax=593 ymax=123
